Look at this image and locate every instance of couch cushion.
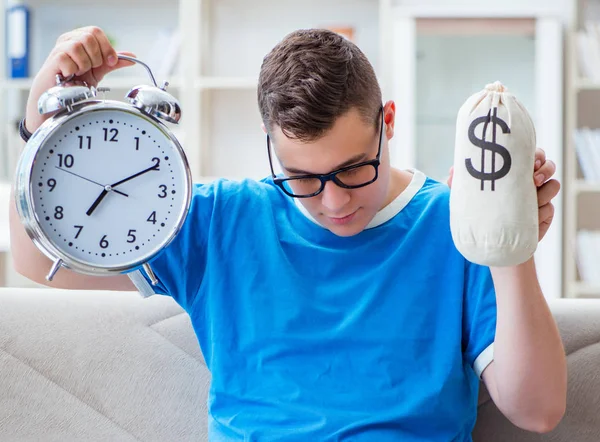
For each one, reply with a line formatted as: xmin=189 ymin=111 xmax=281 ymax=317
xmin=2 ymin=289 xmax=599 ymax=442
xmin=0 ymin=288 xmax=210 ymax=442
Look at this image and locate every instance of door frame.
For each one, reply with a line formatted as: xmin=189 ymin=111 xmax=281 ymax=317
xmin=387 ymin=4 xmax=564 ymax=299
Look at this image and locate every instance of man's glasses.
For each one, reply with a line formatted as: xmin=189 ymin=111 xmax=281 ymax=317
xmin=267 ymin=106 xmax=384 ymax=198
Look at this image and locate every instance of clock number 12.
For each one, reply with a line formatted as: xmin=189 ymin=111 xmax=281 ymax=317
xmin=103 ymin=128 xmax=118 ymax=142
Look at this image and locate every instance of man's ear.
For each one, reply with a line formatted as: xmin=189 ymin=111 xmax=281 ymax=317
xmin=261 ymin=123 xmax=267 ymax=134
xmin=383 ymin=100 xmax=396 ymax=140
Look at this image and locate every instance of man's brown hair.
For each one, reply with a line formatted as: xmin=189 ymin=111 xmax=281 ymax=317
xmin=258 ymin=29 xmax=382 ymax=143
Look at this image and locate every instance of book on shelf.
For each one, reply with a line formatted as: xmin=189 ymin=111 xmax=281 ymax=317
xmin=576 ymin=230 xmax=600 ymax=286
xmin=572 ymin=127 xmax=600 ymax=182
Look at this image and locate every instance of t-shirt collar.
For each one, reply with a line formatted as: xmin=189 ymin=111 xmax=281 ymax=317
xmin=293 ymin=169 xmax=427 ymax=229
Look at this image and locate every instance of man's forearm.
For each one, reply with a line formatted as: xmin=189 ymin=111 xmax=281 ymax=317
xmin=489 ymin=257 xmax=567 ymax=430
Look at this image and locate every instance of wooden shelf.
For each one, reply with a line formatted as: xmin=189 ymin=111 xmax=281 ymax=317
xmin=0 ymin=76 xmax=182 ymax=91
xmin=563 ymin=18 xmax=600 ymax=299
xmin=575 ymin=78 xmax=600 ymax=90
xmin=571 ymin=281 xmax=600 ymax=298
xmin=574 ymin=180 xmax=600 ymax=193
xmin=0 ymin=76 xmax=262 ymax=91
xmin=0 ymin=78 xmax=31 ymax=90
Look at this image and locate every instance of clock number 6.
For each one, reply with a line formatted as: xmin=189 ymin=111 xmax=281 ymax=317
xmin=99 ymin=235 xmax=109 ymax=249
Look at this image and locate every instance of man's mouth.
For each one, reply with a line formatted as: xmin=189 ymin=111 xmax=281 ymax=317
xmin=327 ymin=209 xmax=358 ymax=225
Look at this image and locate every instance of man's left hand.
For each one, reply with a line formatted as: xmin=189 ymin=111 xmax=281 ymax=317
xmin=533 ymin=148 xmax=560 ymax=241
xmin=447 ymin=147 xmax=560 ymax=242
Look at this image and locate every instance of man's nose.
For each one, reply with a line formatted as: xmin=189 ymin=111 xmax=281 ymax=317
xmin=320 ymin=180 xmax=351 ymax=212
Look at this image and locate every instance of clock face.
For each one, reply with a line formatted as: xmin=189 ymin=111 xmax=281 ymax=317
xmin=28 ymin=106 xmax=190 ymax=270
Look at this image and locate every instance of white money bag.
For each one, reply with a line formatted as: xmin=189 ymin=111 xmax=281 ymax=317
xmin=450 ymin=81 xmax=538 ymax=267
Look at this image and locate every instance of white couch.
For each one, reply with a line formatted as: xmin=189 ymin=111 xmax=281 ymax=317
xmin=1 ymin=286 xmax=599 ymax=441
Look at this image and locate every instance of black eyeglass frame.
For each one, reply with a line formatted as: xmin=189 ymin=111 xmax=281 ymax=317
xmin=266 ymin=106 xmax=385 ymax=198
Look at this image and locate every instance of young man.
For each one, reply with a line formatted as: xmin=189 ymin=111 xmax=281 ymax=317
xmin=10 ymin=26 xmax=566 ymax=441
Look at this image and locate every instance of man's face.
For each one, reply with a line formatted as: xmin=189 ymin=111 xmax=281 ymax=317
xmin=271 ymin=106 xmax=394 ymax=237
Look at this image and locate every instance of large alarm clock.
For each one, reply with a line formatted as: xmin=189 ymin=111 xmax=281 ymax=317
xmin=14 ymin=55 xmax=192 ymax=291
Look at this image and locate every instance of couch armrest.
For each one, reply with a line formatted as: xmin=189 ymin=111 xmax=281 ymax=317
xmin=474 ymin=299 xmax=600 ymax=441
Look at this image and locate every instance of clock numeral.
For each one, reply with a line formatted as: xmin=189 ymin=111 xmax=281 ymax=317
xmin=74 ymin=225 xmax=83 ymax=239
xmin=134 ymin=137 xmax=140 ymax=151
xmin=54 ymin=206 xmax=64 ymax=220
xmin=103 ymin=128 xmax=119 ymax=142
xmin=147 ymin=211 xmax=157 ymax=225
xmin=47 ymin=178 xmax=57 ymax=192
xmin=78 ymin=135 xmax=92 ymax=149
xmin=57 ymin=154 xmax=74 ymax=168
xmin=151 ymin=157 xmax=161 ymax=169
xmin=158 ymin=184 xmax=167 ymax=198
xmin=127 ymin=229 xmax=137 ymax=243
xmin=99 ymin=235 xmax=109 ymax=249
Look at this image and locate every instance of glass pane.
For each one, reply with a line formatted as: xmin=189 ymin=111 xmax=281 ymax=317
xmin=415 ymin=18 xmax=536 ymax=183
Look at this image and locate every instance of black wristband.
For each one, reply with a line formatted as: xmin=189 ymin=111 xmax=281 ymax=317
xmin=19 ymin=117 xmax=32 ymax=142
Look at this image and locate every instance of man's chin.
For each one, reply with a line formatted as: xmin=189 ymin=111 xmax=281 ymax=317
xmin=329 ymin=226 xmax=363 ymax=237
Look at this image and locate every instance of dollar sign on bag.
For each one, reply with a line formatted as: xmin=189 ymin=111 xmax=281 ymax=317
xmin=466 ymin=107 xmax=512 ymax=191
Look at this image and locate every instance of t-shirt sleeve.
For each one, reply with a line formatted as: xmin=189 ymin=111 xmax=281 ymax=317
xmin=133 ymin=182 xmax=217 ymax=310
xmin=462 ymin=260 xmax=497 ymax=379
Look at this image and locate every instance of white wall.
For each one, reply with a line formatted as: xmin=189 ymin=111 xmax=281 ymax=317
xmin=0 ymin=0 xmax=575 ymax=292
xmin=394 ymin=0 xmax=572 ymax=21
xmin=415 ymin=33 xmax=536 ymax=182
xmin=205 ymin=0 xmax=381 ymax=179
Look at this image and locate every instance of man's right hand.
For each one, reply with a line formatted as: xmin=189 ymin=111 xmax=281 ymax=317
xmin=10 ymin=26 xmax=139 ymax=292
xmin=25 ymin=26 xmax=135 ymax=135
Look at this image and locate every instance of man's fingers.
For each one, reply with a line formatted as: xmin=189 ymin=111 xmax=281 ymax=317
xmin=447 ymin=166 xmax=454 ymax=187
xmin=79 ymin=31 xmax=104 ymax=69
xmin=534 ymin=159 xmax=556 ymax=186
xmin=58 ymin=40 xmax=92 ymax=77
xmin=91 ymin=51 xmax=137 ymax=83
xmin=537 ymin=179 xmax=560 ymax=207
xmin=52 ymin=49 xmax=80 ymax=80
xmin=84 ymin=26 xmax=117 ymax=66
xmin=539 ymin=202 xmax=555 ymax=225
xmin=534 ymin=147 xmax=546 ymax=170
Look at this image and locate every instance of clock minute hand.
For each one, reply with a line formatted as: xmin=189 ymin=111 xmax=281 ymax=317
xmin=110 ymin=161 xmax=160 ymax=188
xmin=86 ymin=160 xmax=159 ymax=217
xmin=55 ymin=166 xmax=129 ymax=197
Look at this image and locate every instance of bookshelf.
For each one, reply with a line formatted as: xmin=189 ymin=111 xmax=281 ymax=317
xmin=563 ymin=0 xmax=600 ymax=298
xmin=0 ymin=0 xmax=392 ymax=183
xmin=0 ymin=1 xmax=567 ymax=292
xmin=0 ymin=0 xmax=392 ymax=286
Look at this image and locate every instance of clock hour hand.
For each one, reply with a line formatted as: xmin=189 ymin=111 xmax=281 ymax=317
xmin=55 ymin=166 xmax=129 ymax=197
xmin=86 ymin=159 xmax=159 ymax=216
xmin=86 ymin=189 xmax=109 ymax=216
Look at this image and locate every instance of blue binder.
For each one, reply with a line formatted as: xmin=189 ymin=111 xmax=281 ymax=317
xmin=6 ymin=1 xmax=30 ymax=78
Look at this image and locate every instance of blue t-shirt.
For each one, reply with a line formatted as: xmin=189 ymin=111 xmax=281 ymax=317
xmin=140 ymin=170 xmax=497 ymax=441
